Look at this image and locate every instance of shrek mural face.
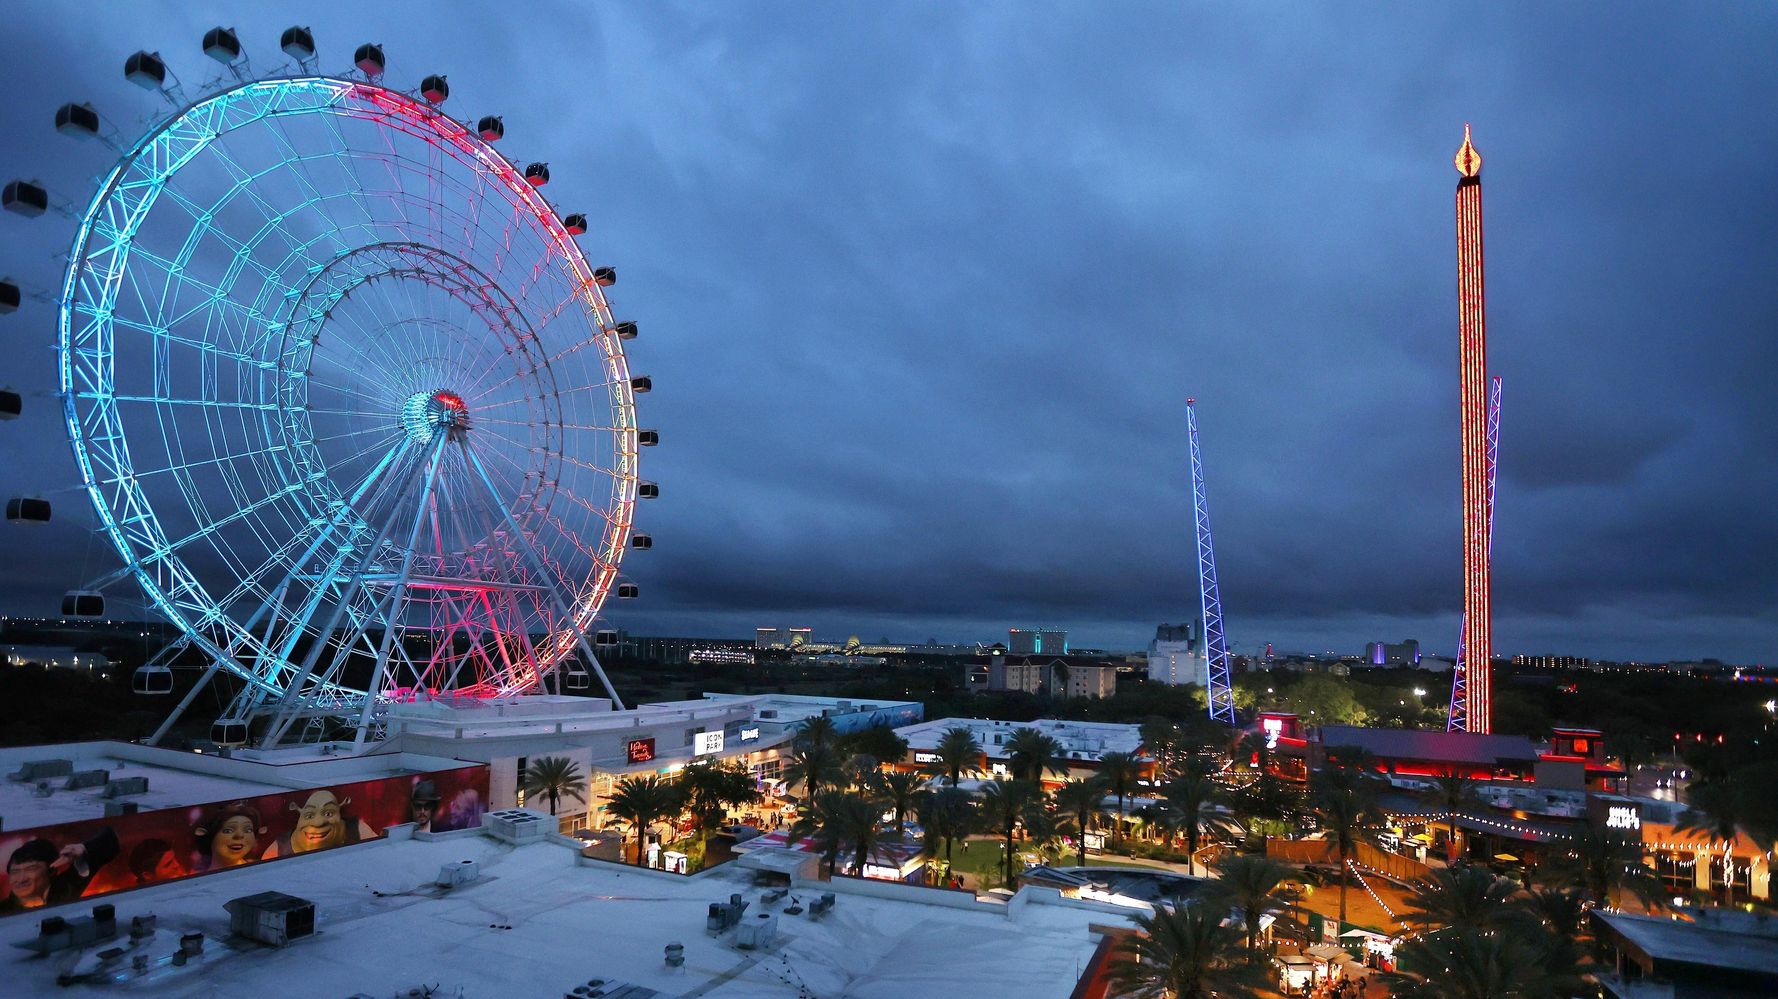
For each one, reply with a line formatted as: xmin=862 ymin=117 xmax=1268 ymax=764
xmin=290 ymin=791 xmax=348 ymax=853
xmin=212 ymin=815 xmax=258 ymax=866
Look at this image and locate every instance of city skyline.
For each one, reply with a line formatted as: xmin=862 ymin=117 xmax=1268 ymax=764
xmin=0 ymin=5 xmax=1773 ymax=664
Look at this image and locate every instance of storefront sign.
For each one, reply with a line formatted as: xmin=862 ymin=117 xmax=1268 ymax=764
xmin=912 ymin=751 xmax=940 ymax=764
xmin=627 ymin=738 xmax=656 ymax=764
xmin=1261 ymin=716 xmax=1284 ymax=750
xmin=740 ymin=727 xmax=761 ymax=742
xmin=1605 ymin=806 xmax=1640 ymax=831
xmin=693 ymin=731 xmax=724 ymax=756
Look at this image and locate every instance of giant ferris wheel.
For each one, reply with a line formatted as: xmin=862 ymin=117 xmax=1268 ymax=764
xmin=8 ymin=28 xmax=656 ymax=747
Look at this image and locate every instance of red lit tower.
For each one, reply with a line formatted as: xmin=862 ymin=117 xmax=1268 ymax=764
xmin=1450 ymin=125 xmax=1492 ymax=733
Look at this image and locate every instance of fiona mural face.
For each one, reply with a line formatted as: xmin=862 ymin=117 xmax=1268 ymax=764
xmin=291 ymin=791 xmax=347 ymax=853
xmin=211 ymin=815 xmax=258 ymax=867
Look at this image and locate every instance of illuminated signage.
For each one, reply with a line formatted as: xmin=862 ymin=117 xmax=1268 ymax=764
xmin=913 ymin=751 xmax=940 ymax=764
xmin=1261 ymin=717 xmax=1283 ymax=750
xmin=1605 ymin=806 xmax=1640 ymax=832
xmin=627 ymin=738 xmax=656 ymax=764
xmin=1083 ymin=832 xmax=1106 ymax=855
xmin=740 ymin=727 xmax=761 ymax=742
xmin=693 ymin=731 xmax=724 ymax=756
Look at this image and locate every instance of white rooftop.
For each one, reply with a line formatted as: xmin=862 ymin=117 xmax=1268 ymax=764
xmin=896 ymin=717 xmax=1146 ymax=762
xmin=1 ymin=833 xmax=1129 ymax=998
xmin=0 ymin=755 xmax=286 ymax=829
xmin=695 ymin=692 xmax=922 ymax=724
xmin=0 ymin=742 xmax=472 ymax=829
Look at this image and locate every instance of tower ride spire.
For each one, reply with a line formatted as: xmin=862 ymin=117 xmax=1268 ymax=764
xmin=1451 ymin=124 xmax=1493 ymax=733
xmin=1186 ymin=399 xmax=1236 ymax=725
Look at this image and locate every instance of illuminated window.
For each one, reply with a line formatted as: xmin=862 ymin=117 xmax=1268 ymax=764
xmin=1571 ymin=738 xmax=1590 ymax=754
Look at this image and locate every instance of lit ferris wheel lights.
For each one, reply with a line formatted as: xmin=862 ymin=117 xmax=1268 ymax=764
xmin=6 ymin=27 xmax=654 ymax=747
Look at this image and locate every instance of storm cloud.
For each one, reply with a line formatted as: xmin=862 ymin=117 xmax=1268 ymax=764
xmin=0 ymin=3 xmax=1772 ymax=662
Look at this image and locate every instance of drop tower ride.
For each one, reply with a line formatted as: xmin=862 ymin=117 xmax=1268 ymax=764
xmin=1448 ymin=125 xmax=1493 ymax=734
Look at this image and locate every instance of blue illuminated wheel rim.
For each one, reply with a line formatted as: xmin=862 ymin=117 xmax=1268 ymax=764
xmin=57 ymin=77 xmax=638 ymax=713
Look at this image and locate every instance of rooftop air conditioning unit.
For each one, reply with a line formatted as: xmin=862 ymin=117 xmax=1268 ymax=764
xmin=481 ymin=808 xmax=552 ymax=845
xmin=225 ymin=892 xmax=315 ymax=947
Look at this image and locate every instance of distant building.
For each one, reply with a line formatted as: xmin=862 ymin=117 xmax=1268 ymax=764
xmin=1512 ymin=654 xmax=1592 ymax=669
xmin=1 ymin=644 xmax=112 ymax=675
xmin=974 ymin=650 xmax=1118 ymax=699
xmin=894 ymin=716 xmax=1148 ymax=784
xmin=754 ymin=627 xmax=785 ymax=649
xmin=1007 ymin=628 xmax=1066 ymax=655
xmin=1147 ymin=622 xmax=1207 ymax=686
xmin=1363 ymin=639 xmax=1422 ymax=665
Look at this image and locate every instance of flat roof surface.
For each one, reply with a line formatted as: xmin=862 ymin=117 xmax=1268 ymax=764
xmin=1318 ymin=726 xmax=1542 ymax=766
xmin=2 ymin=834 xmax=1123 ymax=998
xmin=1594 ymin=910 xmax=1778 ymax=978
xmin=0 ymin=757 xmax=289 ymax=828
xmin=896 ymin=718 xmax=1144 ymax=760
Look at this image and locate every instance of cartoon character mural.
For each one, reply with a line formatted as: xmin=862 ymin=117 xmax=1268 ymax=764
xmin=193 ymin=800 xmax=265 ymax=870
xmin=0 ymin=764 xmax=488 ymax=916
xmin=262 ymin=790 xmax=376 ymax=858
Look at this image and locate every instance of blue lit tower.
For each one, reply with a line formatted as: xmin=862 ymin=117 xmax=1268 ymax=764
xmin=1449 ymin=376 xmax=1501 ymax=731
xmin=1186 ymin=399 xmax=1236 ymax=724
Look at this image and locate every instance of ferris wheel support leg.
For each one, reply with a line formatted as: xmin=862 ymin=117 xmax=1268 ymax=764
xmin=460 ymin=439 xmax=628 ymax=710
xmin=350 ymin=438 xmax=451 ymax=752
xmin=262 ymin=440 xmax=429 ymax=747
xmin=147 ymin=575 xmax=293 ymax=747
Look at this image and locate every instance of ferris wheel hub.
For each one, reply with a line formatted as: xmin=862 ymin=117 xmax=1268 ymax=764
xmin=400 ymin=389 xmax=469 ymax=443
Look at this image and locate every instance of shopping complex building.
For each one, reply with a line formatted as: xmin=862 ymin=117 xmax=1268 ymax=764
xmin=1257 ymin=711 xmax=1771 ymax=905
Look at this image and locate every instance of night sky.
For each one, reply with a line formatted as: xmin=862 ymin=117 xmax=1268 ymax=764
xmin=1 ymin=4 xmax=1773 ymax=662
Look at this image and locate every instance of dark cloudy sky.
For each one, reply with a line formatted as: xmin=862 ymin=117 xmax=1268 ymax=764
xmin=1 ymin=3 xmax=1773 ymax=663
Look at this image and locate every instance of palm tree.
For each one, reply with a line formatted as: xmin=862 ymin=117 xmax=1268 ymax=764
xmin=1052 ymin=777 xmax=1106 ymax=866
xmin=1422 ymin=768 xmax=1478 ymax=864
xmin=915 ymin=785 xmax=978 ymax=874
xmin=1401 ymin=864 xmax=1524 ymax=934
xmin=792 ymin=790 xmax=882 ymax=877
xmin=1005 ymin=727 xmax=1068 ymax=782
xmin=879 ymin=770 xmax=922 ymax=837
xmin=679 ymin=760 xmax=759 ymax=843
xmin=521 ymin=756 xmax=588 ymax=817
xmin=926 ymin=726 xmax=983 ymax=787
xmin=797 ymin=714 xmax=839 ymax=750
xmin=1553 ymin=828 xmax=1666 ymax=911
xmin=1163 ymin=772 xmax=1234 ymax=877
xmin=1679 ymin=781 xmax=1745 ymax=907
xmin=842 ymin=752 xmax=885 ymax=792
xmin=1208 ymin=853 xmax=1300 ymax=960
xmin=607 ymin=775 xmax=682 ymax=865
xmin=1107 ymin=905 xmax=1268 ymax=999
xmin=1386 ymin=923 xmax=1589 ymax=999
xmin=783 ymin=737 xmax=844 ymax=803
xmin=1310 ymin=763 xmax=1383 ymax=926
xmin=1096 ymin=751 xmax=1143 ymax=846
xmin=1522 ymin=885 xmax=1588 ymax=942
xmin=1138 ymin=718 xmax=1186 ymax=775
xmin=1021 ymin=804 xmax=1070 ymax=866
xmin=982 ymin=778 xmax=1040 ymax=887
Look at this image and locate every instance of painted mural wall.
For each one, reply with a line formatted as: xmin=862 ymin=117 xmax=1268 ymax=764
xmin=0 ymin=764 xmax=488 ymax=916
